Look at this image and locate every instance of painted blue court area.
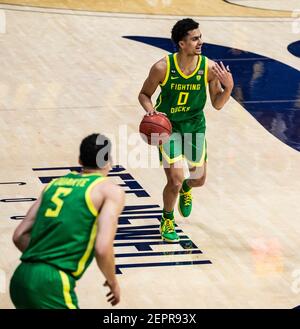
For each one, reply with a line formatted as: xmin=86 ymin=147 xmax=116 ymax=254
xmin=288 ymin=40 xmax=300 ymax=58
xmin=124 ymin=36 xmax=300 ymax=152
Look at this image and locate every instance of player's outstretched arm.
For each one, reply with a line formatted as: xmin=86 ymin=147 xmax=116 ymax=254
xmin=94 ymin=183 xmax=125 ymax=306
xmin=208 ymin=59 xmax=234 ymax=110
xmin=138 ymin=58 xmax=167 ymax=116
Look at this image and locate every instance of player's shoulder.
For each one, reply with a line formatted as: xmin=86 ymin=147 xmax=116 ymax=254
xmin=151 ymin=55 xmax=168 ymax=73
xmin=206 ymin=57 xmax=216 ymax=68
xmin=148 ymin=56 xmax=169 ymax=82
xmin=205 ymin=57 xmax=217 ymax=82
xmin=100 ymin=179 xmax=125 ymax=201
xmin=149 ymin=56 xmax=168 ymax=82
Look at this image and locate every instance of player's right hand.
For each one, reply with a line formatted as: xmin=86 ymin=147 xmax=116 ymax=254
xmin=145 ymin=108 xmax=157 ymax=116
xmin=104 ymin=280 xmax=120 ymax=306
xmin=145 ymin=109 xmax=168 ymax=117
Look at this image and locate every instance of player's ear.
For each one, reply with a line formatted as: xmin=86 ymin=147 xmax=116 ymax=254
xmin=78 ymin=157 xmax=83 ymax=166
xmin=178 ymin=40 xmax=184 ymax=49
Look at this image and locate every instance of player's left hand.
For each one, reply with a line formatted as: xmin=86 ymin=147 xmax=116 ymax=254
xmin=104 ymin=280 xmax=120 ymax=306
xmin=212 ymin=62 xmax=234 ymax=91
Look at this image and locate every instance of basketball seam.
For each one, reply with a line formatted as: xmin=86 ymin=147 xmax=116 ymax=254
xmin=140 ymin=122 xmax=172 ymax=133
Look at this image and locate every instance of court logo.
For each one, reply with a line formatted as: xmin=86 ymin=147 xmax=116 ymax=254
xmin=250 ymin=237 xmax=283 ymax=276
xmin=291 ymin=269 xmax=300 ymax=294
xmin=292 ymin=10 xmax=300 ymax=34
xmin=0 ymin=268 xmax=6 ymax=294
xmin=0 ymin=10 xmax=6 ymax=34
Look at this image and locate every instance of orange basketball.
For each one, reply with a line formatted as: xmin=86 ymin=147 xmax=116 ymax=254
xmin=139 ymin=112 xmax=172 ymax=145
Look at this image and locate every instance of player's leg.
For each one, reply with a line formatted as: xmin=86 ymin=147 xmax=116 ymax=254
xmin=159 ymin=133 xmax=184 ymax=242
xmin=163 ymin=162 xmax=185 ymax=212
xmin=160 ymin=161 xmax=184 ymax=242
xmin=187 ymin=162 xmax=207 ymax=187
xmin=179 ymin=133 xmax=207 ymax=217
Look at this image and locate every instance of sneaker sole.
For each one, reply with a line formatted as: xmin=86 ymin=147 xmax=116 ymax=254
xmin=161 ymin=236 xmax=180 ymax=243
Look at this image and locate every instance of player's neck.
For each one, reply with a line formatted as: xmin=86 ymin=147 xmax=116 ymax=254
xmin=81 ymin=168 xmax=107 ymax=176
xmin=176 ymin=52 xmax=198 ymax=70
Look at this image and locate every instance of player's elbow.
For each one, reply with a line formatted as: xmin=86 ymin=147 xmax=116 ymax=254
xmin=211 ymin=102 xmax=222 ymax=110
xmin=95 ymin=242 xmax=113 ymax=259
xmin=138 ymin=91 xmax=148 ymax=104
xmin=12 ymin=230 xmax=21 ymax=247
xmin=138 ymin=92 xmax=144 ymax=105
xmin=214 ymin=106 xmax=223 ymax=111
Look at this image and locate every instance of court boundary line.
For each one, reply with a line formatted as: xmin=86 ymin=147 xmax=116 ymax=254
xmin=223 ymin=0 xmax=292 ymax=14
xmin=0 ymin=2 xmax=293 ymax=20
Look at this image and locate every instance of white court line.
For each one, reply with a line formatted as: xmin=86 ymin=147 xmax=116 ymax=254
xmin=0 ymin=3 xmax=297 ymax=21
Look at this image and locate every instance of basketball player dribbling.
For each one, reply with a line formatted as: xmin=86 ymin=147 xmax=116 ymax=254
xmin=138 ymin=18 xmax=234 ymax=242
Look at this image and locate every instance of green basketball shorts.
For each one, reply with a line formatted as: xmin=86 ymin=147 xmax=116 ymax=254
xmin=159 ymin=132 xmax=207 ymax=167
xmin=10 ymin=262 xmax=78 ymax=309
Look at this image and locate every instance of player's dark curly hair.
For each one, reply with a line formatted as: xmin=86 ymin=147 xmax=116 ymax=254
xmin=79 ymin=133 xmax=112 ymax=169
xmin=171 ymin=18 xmax=199 ymax=49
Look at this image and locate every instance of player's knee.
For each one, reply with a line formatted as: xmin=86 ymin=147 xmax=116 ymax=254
xmin=168 ymin=176 xmax=184 ymax=192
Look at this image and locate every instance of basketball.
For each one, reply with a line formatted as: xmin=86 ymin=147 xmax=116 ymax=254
xmin=139 ymin=112 xmax=172 ymax=145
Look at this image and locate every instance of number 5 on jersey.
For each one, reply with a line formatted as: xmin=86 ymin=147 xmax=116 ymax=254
xmin=45 ymin=187 xmax=73 ymax=218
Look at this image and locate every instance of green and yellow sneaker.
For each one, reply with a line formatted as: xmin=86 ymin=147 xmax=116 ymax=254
xmin=160 ymin=215 xmax=180 ymax=243
xmin=178 ymin=189 xmax=192 ymax=217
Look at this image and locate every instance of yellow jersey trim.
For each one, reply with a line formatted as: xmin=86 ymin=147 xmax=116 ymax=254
xmin=44 ymin=178 xmax=57 ymax=192
xmin=70 ymin=171 xmax=104 ymax=178
xmin=185 ymin=139 xmax=207 ymax=167
xmin=80 ymin=173 xmax=104 ymax=177
xmin=155 ymin=94 xmax=162 ymax=110
xmin=204 ymin=56 xmax=208 ymax=87
xmin=159 ymin=145 xmax=183 ymax=164
xmin=160 ymin=55 xmax=170 ymax=87
xmin=85 ymin=176 xmax=107 ymax=217
xmin=174 ymin=53 xmax=201 ymax=79
xmin=72 ymin=219 xmax=98 ymax=277
xmin=59 ymin=271 xmax=76 ymax=309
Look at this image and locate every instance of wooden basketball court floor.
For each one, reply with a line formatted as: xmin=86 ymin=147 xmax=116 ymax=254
xmin=0 ymin=1 xmax=300 ymax=309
